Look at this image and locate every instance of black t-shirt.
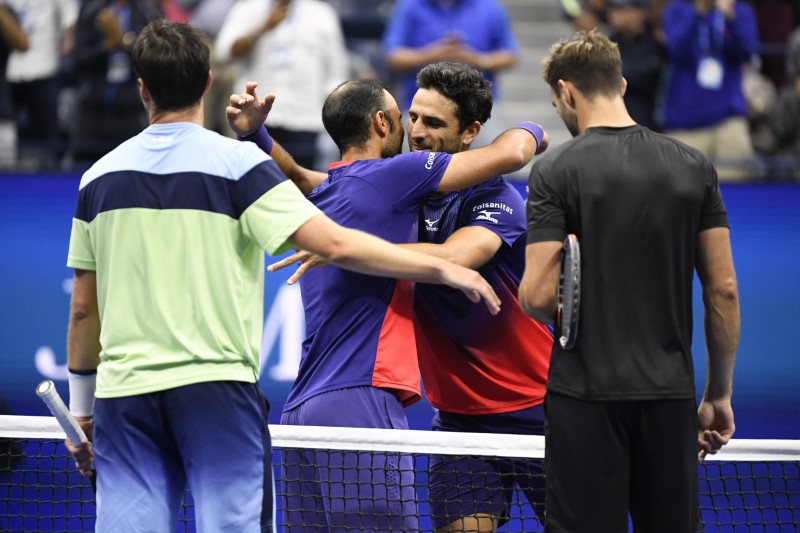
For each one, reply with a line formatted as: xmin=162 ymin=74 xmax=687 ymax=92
xmin=526 ymin=125 xmax=728 ymax=401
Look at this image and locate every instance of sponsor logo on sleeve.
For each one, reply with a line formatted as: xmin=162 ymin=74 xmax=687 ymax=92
xmin=475 ymin=210 xmax=501 ymax=223
xmin=472 ymin=202 xmax=512 ymax=224
xmin=425 ymin=152 xmax=437 ymax=170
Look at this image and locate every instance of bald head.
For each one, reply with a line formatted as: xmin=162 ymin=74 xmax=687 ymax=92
xmin=322 ymin=79 xmax=396 ymax=154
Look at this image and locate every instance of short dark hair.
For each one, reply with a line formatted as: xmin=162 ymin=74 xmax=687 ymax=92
xmin=132 ymin=20 xmax=210 ymax=112
xmin=322 ymin=79 xmax=394 ymax=154
xmin=542 ymin=30 xmax=623 ymax=98
xmin=416 ymin=61 xmax=493 ymax=131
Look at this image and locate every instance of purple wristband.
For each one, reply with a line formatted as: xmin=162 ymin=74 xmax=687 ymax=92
xmin=515 ymin=121 xmax=545 ymax=150
xmin=237 ymin=124 xmax=274 ymax=155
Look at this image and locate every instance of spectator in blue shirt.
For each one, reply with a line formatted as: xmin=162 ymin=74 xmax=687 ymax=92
xmin=661 ymin=0 xmax=759 ymax=181
xmin=381 ymin=0 xmax=518 ymax=117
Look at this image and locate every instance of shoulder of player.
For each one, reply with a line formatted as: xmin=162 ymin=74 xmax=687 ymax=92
xmin=463 ymin=175 xmax=520 ymax=200
xmin=529 ymin=135 xmax=587 ymax=174
xmin=646 ymin=130 xmax=713 ymax=171
xmin=464 ymin=180 xmax=525 ymax=216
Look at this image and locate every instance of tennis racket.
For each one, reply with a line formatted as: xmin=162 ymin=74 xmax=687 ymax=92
xmin=36 ymin=380 xmax=96 ymax=491
xmin=557 ymin=234 xmax=581 ymax=350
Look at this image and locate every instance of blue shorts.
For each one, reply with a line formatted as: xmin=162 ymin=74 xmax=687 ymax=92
xmin=429 ymin=405 xmax=546 ymax=529
xmin=280 ymin=386 xmax=419 ymax=533
xmin=93 ymin=381 xmax=273 ymax=532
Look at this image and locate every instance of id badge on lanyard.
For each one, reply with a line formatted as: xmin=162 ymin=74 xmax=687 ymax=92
xmin=696 ymin=11 xmax=725 ymax=90
xmin=697 ymin=56 xmax=723 ymax=89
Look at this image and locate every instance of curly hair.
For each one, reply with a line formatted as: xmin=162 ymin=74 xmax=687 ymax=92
xmin=416 ymin=61 xmax=493 ymax=132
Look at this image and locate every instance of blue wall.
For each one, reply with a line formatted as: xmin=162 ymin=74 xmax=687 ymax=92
xmin=1 ymin=174 xmax=798 ymax=438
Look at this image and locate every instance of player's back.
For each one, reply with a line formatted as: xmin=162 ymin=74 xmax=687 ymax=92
xmin=71 ymin=123 xmax=302 ymax=398
xmin=529 ymin=125 xmax=728 ymax=401
xmin=285 ymin=153 xmax=452 ymax=411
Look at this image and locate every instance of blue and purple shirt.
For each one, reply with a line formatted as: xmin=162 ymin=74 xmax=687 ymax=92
xmin=414 ymin=177 xmax=553 ymax=415
xmin=283 ymin=151 xmax=453 ymax=411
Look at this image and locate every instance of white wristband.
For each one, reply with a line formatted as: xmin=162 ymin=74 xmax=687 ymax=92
xmin=68 ymin=371 xmax=97 ymax=417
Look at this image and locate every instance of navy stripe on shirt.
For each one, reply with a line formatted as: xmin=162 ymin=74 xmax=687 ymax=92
xmin=75 ymin=161 xmax=287 ymax=222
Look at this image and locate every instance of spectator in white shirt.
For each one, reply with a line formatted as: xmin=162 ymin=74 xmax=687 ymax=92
xmin=6 ymin=0 xmax=78 ymax=165
xmin=215 ymin=0 xmax=348 ymax=169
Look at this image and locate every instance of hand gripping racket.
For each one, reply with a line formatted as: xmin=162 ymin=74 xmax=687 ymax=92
xmin=36 ymin=380 xmax=96 ymax=491
xmin=557 ymin=234 xmax=581 ymax=350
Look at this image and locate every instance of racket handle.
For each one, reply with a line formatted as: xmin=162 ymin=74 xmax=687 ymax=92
xmin=36 ymin=380 xmax=88 ymax=445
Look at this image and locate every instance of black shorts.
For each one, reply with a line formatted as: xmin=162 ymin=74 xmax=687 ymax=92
xmin=544 ymin=392 xmax=701 ymax=533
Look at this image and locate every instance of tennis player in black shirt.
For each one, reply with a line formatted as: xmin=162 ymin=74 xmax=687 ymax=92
xmin=519 ymin=30 xmax=740 ymax=532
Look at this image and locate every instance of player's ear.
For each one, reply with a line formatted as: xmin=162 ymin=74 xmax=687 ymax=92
xmin=137 ymin=78 xmax=150 ymax=108
xmin=373 ymin=110 xmax=389 ymax=137
xmin=205 ymin=71 xmax=213 ymax=94
xmin=461 ymin=121 xmax=481 ymax=147
xmin=558 ymin=80 xmax=576 ymax=110
xmin=621 ymin=76 xmax=628 ymax=97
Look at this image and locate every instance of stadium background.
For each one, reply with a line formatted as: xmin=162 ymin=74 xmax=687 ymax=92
xmin=1 ymin=173 xmax=798 ymax=440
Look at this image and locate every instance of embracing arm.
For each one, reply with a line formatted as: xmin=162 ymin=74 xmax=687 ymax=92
xmin=518 ymin=240 xmax=563 ymax=322
xmin=402 ymin=226 xmax=503 ymax=269
xmin=695 ymin=227 xmax=739 ymax=461
xmin=227 ymin=83 xmax=326 ymax=195
xmin=289 ymin=215 xmax=501 ymax=314
xmin=273 ymin=215 xmax=506 ymax=283
xmin=268 ymin=138 xmax=326 ymax=195
xmin=438 ymin=124 xmax=548 ymax=194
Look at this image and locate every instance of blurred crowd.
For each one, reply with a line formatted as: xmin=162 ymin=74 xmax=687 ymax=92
xmin=0 ymin=0 xmax=798 ymax=180
xmin=562 ymin=0 xmax=800 ymax=179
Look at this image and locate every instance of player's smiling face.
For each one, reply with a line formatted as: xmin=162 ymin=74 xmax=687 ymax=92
xmin=407 ymin=88 xmax=466 ymax=155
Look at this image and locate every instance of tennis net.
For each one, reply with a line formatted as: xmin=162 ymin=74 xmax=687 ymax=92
xmin=1 ymin=415 xmax=798 ymax=532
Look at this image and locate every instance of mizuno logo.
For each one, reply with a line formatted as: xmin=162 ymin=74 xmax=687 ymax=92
xmin=425 ymin=218 xmax=440 ymax=231
xmin=475 ymin=210 xmax=500 ymax=223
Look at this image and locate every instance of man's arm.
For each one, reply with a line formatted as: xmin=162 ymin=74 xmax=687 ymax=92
xmin=289 ymin=214 xmax=501 ymax=314
xmin=384 ymin=40 xmax=458 ymax=72
xmin=518 ymin=241 xmax=563 ymax=322
xmin=401 ymin=226 xmax=502 ymax=269
xmin=271 ymin=226 xmax=503 ymax=285
xmin=437 ymin=124 xmax=549 ymax=194
xmin=695 ymin=227 xmax=739 ymax=461
xmin=67 ymin=269 xmax=101 ymax=374
xmin=64 ymin=269 xmax=100 ymax=476
xmin=227 ymin=83 xmax=326 ymax=195
xmin=386 ymin=40 xmax=517 ymax=73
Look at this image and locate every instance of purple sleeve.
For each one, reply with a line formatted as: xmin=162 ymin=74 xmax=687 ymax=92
xmin=462 ymin=178 xmax=526 ymax=247
xmin=375 ymin=151 xmax=452 ymax=212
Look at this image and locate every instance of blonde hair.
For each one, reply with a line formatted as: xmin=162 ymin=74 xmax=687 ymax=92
xmin=542 ymin=30 xmax=623 ymax=98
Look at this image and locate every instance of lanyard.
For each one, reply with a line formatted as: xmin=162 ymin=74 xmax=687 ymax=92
xmin=698 ymin=10 xmax=725 ymax=56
